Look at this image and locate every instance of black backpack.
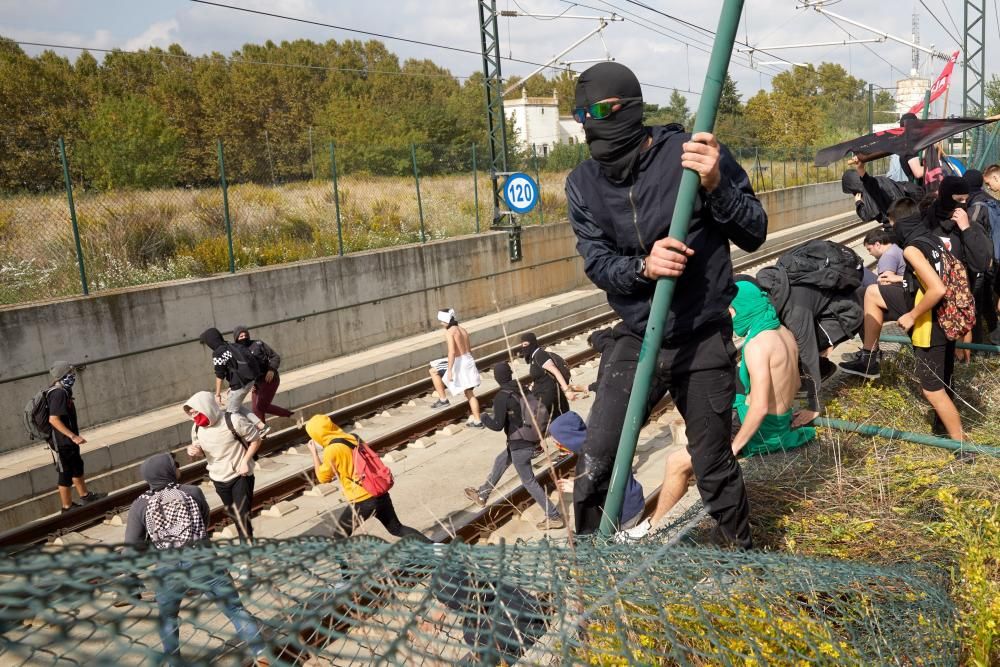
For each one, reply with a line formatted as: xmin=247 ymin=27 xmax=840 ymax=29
xmin=228 ymin=343 xmax=263 ymax=385
xmin=777 ymin=240 xmax=863 ymax=292
xmin=23 ymin=386 xmax=59 ymax=443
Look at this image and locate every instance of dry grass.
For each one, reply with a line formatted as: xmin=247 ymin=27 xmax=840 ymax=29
xmin=0 ymin=171 xmax=572 ymax=306
xmin=738 ymin=349 xmax=1000 ymax=664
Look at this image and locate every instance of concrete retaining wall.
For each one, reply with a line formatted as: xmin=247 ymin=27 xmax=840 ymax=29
xmin=0 ymin=224 xmax=586 ymax=454
xmin=0 ymin=181 xmax=852 ymax=454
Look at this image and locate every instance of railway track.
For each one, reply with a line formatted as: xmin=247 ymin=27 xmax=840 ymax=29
xmin=0 ymin=213 xmax=874 ymax=551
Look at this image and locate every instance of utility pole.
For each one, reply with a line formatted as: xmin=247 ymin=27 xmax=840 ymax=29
xmin=477 ymin=0 xmax=509 ymax=228
xmin=963 ymin=0 xmax=985 ymax=118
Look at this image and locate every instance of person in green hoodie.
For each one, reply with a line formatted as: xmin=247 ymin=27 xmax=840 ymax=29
xmin=620 ymin=279 xmax=814 ymax=541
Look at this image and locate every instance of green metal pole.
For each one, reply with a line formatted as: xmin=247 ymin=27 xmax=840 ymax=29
xmin=867 ymin=83 xmax=874 ymax=134
xmin=329 ymin=142 xmax=343 ymax=256
xmin=599 ymin=0 xmax=746 ymax=536
xmin=879 ymin=334 xmax=1000 ymax=353
xmin=813 ymin=418 xmax=1000 ymax=457
xmin=216 ymin=139 xmax=235 ymax=273
xmin=472 ymin=143 xmax=480 ymax=233
xmin=921 ymin=88 xmax=931 ymax=120
xmin=58 ymin=137 xmax=88 ymax=296
xmin=532 ymin=144 xmax=543 ymax=225
xmin=411 ymin=143 xmax=426 ymax=243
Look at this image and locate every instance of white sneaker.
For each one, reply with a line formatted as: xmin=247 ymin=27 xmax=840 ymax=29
xmin=614 ymin=518 xmax=652 ymax=544
xmin=256 ymin=424 xmax=272 ymax=439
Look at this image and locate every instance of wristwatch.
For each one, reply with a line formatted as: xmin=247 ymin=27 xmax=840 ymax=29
xmin=636 ymin=256 xmax=647 ymax=279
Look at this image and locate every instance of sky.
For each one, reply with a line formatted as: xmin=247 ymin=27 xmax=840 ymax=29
xmin=2 ymin=0 xmax=998 ymax=109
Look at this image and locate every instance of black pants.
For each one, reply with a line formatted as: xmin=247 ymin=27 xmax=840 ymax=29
xmin=574 ymin=321 xmax=752 ymax=549
xmin=213 ymin=475 xmax=255 ymax=544
xmin=334 ymin=493 xmax=431 ymax=542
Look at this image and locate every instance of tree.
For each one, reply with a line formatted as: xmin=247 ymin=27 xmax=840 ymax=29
xmin=986 ymin=74 xmax=1000 ymax=116
xmin=79 ymin=95 xmax=182 ymax=189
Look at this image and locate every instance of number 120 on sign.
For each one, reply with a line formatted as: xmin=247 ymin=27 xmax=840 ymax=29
xmin=503 ymin=173 xmax=538 ymax=214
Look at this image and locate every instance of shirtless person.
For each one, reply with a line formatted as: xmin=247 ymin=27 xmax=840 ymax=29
xmin=428 ymin=308 xmax=483 ymax=427
xmin=621 ymin=280 xmax=815 ymax=540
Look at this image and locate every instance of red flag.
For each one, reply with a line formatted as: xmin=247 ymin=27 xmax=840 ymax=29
xmin=909 ymin=51 xmax=960 ymax=115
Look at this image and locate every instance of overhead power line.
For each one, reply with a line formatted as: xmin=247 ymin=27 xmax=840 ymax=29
xmin=917 ymin=0 xmax=962 ymax=47
xmin=185 ymin=0 xmax=701 ymax=95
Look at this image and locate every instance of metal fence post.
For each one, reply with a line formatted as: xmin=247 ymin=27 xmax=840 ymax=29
xmin=576 ymin=142 xmax=583 ymax=165
xmin=532 ymin=144 xmax=544 ymax=225
xmin=58 ymin=138 xmax=88 ymax=296
xmin=216 ymin=139 xmax=236 ymax=273
xmin=329 ymin=142 xmax=344 ymax=256
xmin=472 ymin=143 xmax=480 ymax=233
xmin=411 ymin=143 xmax=426 ymax=242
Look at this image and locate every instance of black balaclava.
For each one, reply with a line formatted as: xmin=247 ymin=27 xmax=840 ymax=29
xmin=964 ymin=169 xmax=984 ymax=193
xmin=199 ymin=327 xmax=225 ymax=350
xmin=575 ymin=62 xmax=648 ymax=185
xmin=841 ymin=170 xmax=863 ymax=195
xmin=493 ymin=362 xmax=518 ymax=392
xmin=932 ymin=175 xmax=970 ymax=221
xmin=141 ymin=452 xmax=179 ymax=492
xmin=899 ymin=112 xmax=918 ymax=126
xmin=520 ymin=332 xmax=539 ymax=363
xmin=893 ymin=212 xmax=933 ymax=248
xmin=233 ymin=324 xmax=252 ymax=347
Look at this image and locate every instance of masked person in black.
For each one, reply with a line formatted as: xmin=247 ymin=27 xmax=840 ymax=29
xmin=565 ymin=62 xmax=767 ymax=545
xmin=519 ymin=332 xmax=574 ymax=421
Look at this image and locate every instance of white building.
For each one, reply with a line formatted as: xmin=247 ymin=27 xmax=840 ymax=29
xmin=504 ymin=88 xmax=586 ymax=157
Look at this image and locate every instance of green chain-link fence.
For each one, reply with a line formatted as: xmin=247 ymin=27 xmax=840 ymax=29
xmin=2 ymin=135 xmax=873 ymax=307
xmin=0 ymin=535 xmax=958 ymax=666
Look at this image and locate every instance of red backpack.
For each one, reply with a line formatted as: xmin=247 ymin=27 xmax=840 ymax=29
xmin=331 ymin=435 xmax=394 ymax=497
xmin=913 ymin=239 xmax=976 ymax=341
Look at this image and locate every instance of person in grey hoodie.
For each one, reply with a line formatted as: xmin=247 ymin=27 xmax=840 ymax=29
xmin=184 ymin=390 xmax=261 ymax=544
xmin=124 ymin=452 xmax=268 ymax=666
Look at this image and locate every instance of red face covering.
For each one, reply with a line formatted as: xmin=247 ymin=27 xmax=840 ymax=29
xmin=192 ymin=412 xmax=210 ymax=427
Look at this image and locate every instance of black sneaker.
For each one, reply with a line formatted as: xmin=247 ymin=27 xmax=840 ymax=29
xmin=839 ymin=350 xmax=880 ymax=379
xmin=818 ymin=357 xmax=838 ymax=381
xmin=841 ymin=348 xmax=881 ymax=364
xmin=78 ymin=492 xmax=107 ymax=504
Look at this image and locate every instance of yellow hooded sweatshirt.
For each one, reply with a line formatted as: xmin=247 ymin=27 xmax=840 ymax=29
xmin=305 ymin=415 xmax=372 ymax=504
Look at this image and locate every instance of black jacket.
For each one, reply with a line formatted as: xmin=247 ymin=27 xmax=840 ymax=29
xmin=566 ymin=125 xmax=768 ymax=341
xmin=924 ymin=208 xmax=991 ymax=274
xmin=481 ymin=386 xmax=534 ymax=450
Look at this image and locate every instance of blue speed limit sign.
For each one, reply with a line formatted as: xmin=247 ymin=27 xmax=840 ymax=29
xmin=503 ymin=172 xmax=539 ymax=214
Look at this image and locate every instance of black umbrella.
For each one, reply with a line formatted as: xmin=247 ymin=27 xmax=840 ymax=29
xmin=814 ymin=116 xmax=1000 ymax=167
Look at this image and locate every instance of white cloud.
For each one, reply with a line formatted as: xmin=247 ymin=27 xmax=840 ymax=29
xmin=122 ymin=19 xmax=179 ymax=51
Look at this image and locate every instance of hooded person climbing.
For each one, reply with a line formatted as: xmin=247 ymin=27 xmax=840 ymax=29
xmin=619 ymin=281 xmax=813 ymax=543
xmin=305 ymin=414 xmax=430 ymax=542
xmin=519 ymin=332 xmax=575 ymax=421
xmin=565 ymin=61 xmax=766 ymax=545
xmin=184 ymin=390 xmax=262 ymax=543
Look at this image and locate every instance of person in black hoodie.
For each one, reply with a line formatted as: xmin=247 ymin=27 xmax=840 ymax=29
xmin=841 ymin=198 xmax=968 ymax=446
xmin=124 ymin=452 xmax=268 ymax=665
xmin=463 ymin=362 xmax=565 ymax=530
xmin=198 ymin=327 xmax=267 ymax=431
xmin=518 ymin=332 xmax=575 ymax=419
xmin=565 ymin=62 xmax=765 ymax=545
xmin=923 ymin=176 xmax=990 ymax=362
xmin=232 ymin=325 xmax=293 ymax=423
xmin=963 ymin=170 xmax=998 ymax=338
